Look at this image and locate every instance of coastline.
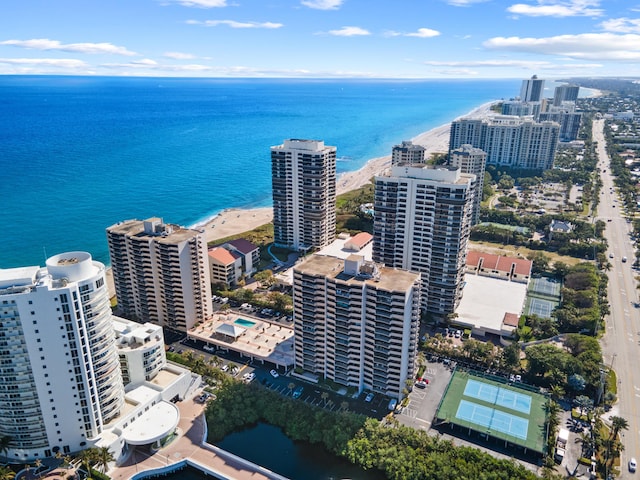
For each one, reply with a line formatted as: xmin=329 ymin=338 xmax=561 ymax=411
xmin=106 ymin=99 xmax=497 ymax=298
xmin=199 ymin=99 xmax=498 ymax=245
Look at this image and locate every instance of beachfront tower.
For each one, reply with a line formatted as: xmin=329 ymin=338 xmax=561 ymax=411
xmin=449 ymin=144 xmax=486 ymax=225
xmin=373 ymin=165 xmax=475 ymax=316
xmin=391 ymin=140 xmax=426 ymax=166
xmin=106 ymin=217 xmax=212 ymax=332
xmin=293 ymin=254 xmax=421 ymax=400
xmin=553 ymin=84 xmax=580 ymax=107
xmin=0 ymin=252 xmax=125 ymax=461
xmin=271 ymin=139 xmax=337 ymax=252
xmin=520 ymin=75 xmax=545 ymax=102
xmin=450 ymin=115 xmax=560 ymax=170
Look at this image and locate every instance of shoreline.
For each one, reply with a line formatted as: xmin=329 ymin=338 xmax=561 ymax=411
xmin=198 ymin=99 xmax=498 ymax=245
xmin=106 ymin=99 xmax=497 ymax=298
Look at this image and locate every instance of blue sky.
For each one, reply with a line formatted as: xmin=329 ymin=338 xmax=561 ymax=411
xmin=1 ymin=0 xmax=640 ymax=78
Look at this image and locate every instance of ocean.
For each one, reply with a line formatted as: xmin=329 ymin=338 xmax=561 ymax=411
xmin=0 ymin=76 xmax=519 ymax=269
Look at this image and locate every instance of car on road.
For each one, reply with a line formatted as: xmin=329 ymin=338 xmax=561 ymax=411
xmin=622 ymin=256 xmax=628 ymax=263
xmin=269 ymin=369 xmax=279 ymax=378
xmin=609 ymin=253 xmax=614 ymax=258
xmin=364 ymin=392 xmax=374 ymax=402
xmin=629 ymin=457 xmax=637 ymax=473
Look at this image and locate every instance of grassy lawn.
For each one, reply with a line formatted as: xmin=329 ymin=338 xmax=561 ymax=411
xmin=469 ymin=240 xmax=585 ymax=266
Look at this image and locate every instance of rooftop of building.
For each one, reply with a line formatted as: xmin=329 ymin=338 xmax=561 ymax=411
xmin=107 ymin=217 xmax=204 ymax=244
xmin=455 ymin=274 xmax=527 ymax=336
xmin=294 ymin=254 xmax=420 ymax=293
xmin=208 ymin=246 xmax=239 ymax=265
xmin=113 ymin=317 xmax=164 ymax=351
xmin=225 ymin=238 xmax=259 ymax=254
xmin=188 ymin=312 xmax=295 ymax=367
xmin=466 ymin=250 xmax=533 ymax=277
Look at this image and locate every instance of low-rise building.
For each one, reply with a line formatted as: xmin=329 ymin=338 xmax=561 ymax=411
xmin=465 ymin=251 xmax=532 ymax=283
xmin=208 ymin=238 xmax=260 ymax=287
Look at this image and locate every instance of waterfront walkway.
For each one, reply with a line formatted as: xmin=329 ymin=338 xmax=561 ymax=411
xmin=109 ymin=395 xmax=287 ymax=480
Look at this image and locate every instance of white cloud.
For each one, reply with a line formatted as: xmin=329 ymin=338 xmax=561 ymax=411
xmin=0 ymin=38 xmax=137 ymax=56
xmin=0 ymin=57 xmax=87 ymax=67
xmin=102 ymin=59 xmax=212 ymax=71
xmin=507 ymin=0 xmax=603 ymax=17
xmin=600 ymin=17 xmax=640 ymax=33
xmin=406 ymin=28 xmax=441 ymax=38
xmin=484 ymin=33 xmax=640 ymax=60
xmin=165 ymin=0 xmax=229 ymax=7
xmin=164 ymin=51 xmax=196 ymax=59
xmin=301 ymin=0 xmax=344 ymax=10
xmin=327 ymin=26 xmax=370 ymax=36
xmin=426 ymin=59 xmax=603 ymax=69
xmin=187 ymin=19 xmax=283 ymax=28
xmin=445 ymin=0 xmax=489 ymax=6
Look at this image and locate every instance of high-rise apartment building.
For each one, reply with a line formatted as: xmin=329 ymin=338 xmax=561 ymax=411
xmin=106 ymin=217 xmax=212 ymax=332
xmin=520 ymin=75 xmax=545 ymax=102
xmin=373 ymin=165 xmax=475 ymax=315
xmin=0 ymin=252 xmax=125 ymax=460
xmin=293 ymin=254 xmax=421 ymax=399
xmin=271 ymin=139 xmax=337 ymax=252
xmin=391 ymin=140 xmax=426 ymax=166
xmin=450 ymin=115 xmax=560 ymax=170
xmin=449 ymin=144 xmax=486 ymax=225
xmin=553 ymin=84 xmax=580 ymax=107
xmin=539 ymin=111 xmax=582 ymax=143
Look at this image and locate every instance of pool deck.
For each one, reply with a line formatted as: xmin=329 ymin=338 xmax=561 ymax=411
xmin=188 ymin=312 xmax=295 ymax=367
xmin=109 ymin=394 xmax=287 ymax=480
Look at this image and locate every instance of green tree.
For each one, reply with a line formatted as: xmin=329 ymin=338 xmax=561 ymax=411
xmin=0 ymin=436 xmax=10 ymax=461
xmin=254 ymin=270 xmax=275 ymax=288
xmin=609 ymin=416 xmax=629 ymax=441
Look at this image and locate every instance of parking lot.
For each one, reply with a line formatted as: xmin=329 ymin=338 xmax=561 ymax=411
xmin=396 ymin=359 xmax=453 ymax=431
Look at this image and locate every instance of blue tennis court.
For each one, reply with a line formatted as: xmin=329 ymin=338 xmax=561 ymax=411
xmin=464 ymin=379 xmax=532 ymax=414
xmin=456 ymin=400 xmax=529 ymax=440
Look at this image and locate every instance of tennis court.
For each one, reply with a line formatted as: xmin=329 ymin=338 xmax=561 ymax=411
xmin=456 ymin=400 xmax=529 ymax=440
xmin=435 ymin=370 xmax=548 ymax=454
xmin=464 ymin=379 xmax=532 ymax=414
xmin=529 ymin=276 xmax=561 ymax=298
xmin=525 ymin=297 xmax=557 ymax=318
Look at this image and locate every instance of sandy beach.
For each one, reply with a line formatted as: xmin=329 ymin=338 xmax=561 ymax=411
xmin=203 ymin=100 xmax=497 ymax=245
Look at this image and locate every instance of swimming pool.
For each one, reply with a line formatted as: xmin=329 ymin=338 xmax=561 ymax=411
xmin=234 ymin=318 xmax=257 ymax=328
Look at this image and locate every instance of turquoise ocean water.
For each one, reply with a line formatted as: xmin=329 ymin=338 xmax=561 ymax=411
xmin=0 ymin=76 xmax=519 ymax=268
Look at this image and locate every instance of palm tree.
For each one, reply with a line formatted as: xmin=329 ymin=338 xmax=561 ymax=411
xmin=0 ymin=436 xmax=11 ymax=462
xmin=0 ymin=465 xmax=15 ymax=480
xmin=321 ymin=392 xmax=329 ymax=407
xmin=78 ymin=448 xmax=99 ymax=479
xmin=549 ymin=384 xmax=565 ymax=401
xmin=610 ymin=415 xmax=629 ymax=441
xmin=33 ymin=459 xmax=43 ymax=479
xmin=95 ymin=446 xmax=114 ymax=474
xmin=288 ymin=382 xmax=295 ymax=395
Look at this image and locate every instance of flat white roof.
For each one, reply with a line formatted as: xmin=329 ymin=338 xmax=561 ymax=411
xmin=120 ymin=401 xmax=179 ymax=445
xmin=126 ymin=384 xmax=159 ymax=405
xmin=456 ymin=274 xmax=527 ymax=335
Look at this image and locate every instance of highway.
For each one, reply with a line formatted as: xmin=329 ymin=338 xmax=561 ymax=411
xmin=595 ymin=118 xmax=640 ymax=478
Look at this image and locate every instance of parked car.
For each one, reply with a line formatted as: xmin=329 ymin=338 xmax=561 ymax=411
xmin=387 ymin=398 xmax=398 ymax=411
xmin=203 ymin=345 xmax=215 ymax=352
xmin=365 ymin=392 xmax=374 ymax=402
xmin=292 ymin=386 xmax=304 ymax=399
xmin=269 ymin=369 xmax=279 ymax=378
xmin=220 ymin=364 xmax=229 ymax=372
xmin=415 ymin=378 xmax=428 ymax=389
xmin=243 ymin=372 xmax=255 ymax=382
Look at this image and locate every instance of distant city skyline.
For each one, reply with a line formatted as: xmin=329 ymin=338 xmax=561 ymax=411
xmin=1 ymin=0 xmax=639 ymax=78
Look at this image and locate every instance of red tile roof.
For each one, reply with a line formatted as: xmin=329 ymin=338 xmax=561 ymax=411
xmin=208 ymin=247 xmax=237 ymax=265
xmin=466 ymin=250 xmax=532 ymax=277
xmin=346 ymin=232 xmax=373 ymax=250
xmin=502 ymin=313 xmax=520 ymax=327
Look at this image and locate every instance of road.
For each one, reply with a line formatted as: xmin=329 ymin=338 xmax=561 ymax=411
xmin=595 ymin=118 xmax=640 ymax=478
